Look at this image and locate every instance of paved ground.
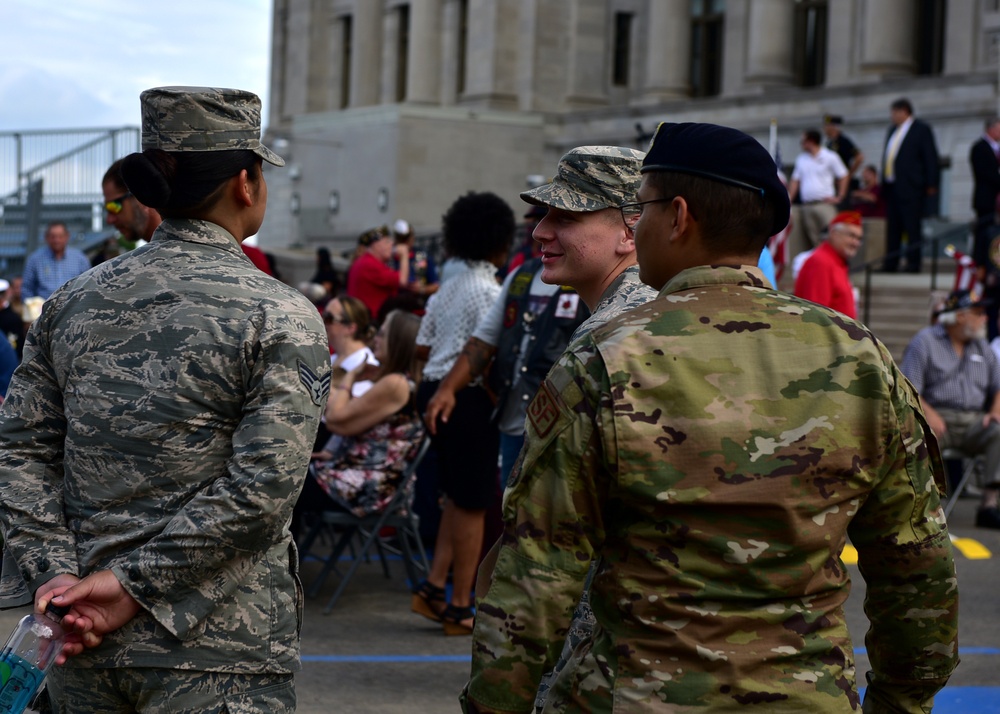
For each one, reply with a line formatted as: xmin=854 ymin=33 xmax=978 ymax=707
xmin=4 ymin=495 xmax=998 ymax=713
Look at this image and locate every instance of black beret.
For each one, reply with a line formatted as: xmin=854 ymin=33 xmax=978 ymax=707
xmin=824 ymin=114 xmax=844 ymax=125
xmin=641 ymin=122 xmax=790 ymax=237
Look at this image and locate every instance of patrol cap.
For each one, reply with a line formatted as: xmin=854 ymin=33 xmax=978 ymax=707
xmin=937 ymin=289 xmax=991 ymax=315
xmin=140 ymin=86 xmax=284 ymax=167
xmin=641 ymin=122 xmax=790 ymax=237
xmin=520 ymin=146 xmax=645 ymax=212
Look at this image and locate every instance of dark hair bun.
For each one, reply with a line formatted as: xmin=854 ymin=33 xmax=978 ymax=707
xmin=121 ymin=150 xmax=175 ymax=209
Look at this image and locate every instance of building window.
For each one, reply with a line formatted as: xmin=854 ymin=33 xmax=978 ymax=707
xmin=456 ymin=0 xmax=469 ymax=94
xmin=612 ymin=12 xmax=634 ymax=87
xmin=793 ymin=0 xmax=827 ymax=87
xmin=396 ymin=4 xmax=410 ymax=102
xmin=916 ymin=0 xmax=945 ymax=75
xmin=690 ymin=0 xmax=724 ymax=98
xmin=339 ymin=16 xmax=353 ymax=109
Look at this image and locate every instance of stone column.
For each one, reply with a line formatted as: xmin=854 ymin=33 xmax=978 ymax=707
xmin=642 ymin=0 xmax=690 ymax=100
xmin=350 ymin=0 xmax=382 ymax=107
xmin=379 ymin=8 xmax=401 ymax=104
xmin=462 ymin=0 xmax=518 ymax=108
xmin=406 ymin=0 xmax=442 ymax=103
xmin=859 ymin=0 xmax=915 ymax=73
xmin=744 ymin=0 xmax=795 ymax=85
xmin=564 ymin=0 xmax=609 ymax=107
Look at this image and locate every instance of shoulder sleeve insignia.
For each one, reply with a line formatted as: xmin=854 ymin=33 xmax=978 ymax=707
xmin=298 ymin=360 xmax=331 ymax=406
xmin=527 ymin=379 xmax=563 ymax=439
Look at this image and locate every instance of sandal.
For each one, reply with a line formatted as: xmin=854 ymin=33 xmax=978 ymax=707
xmin=441 ymin=604 xmax=475 ymax=636
xmin=411 ymin=580 xmax=447 ymax=622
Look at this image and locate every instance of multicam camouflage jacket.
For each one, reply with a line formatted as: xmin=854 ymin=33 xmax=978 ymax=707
xmin=465 ymin=264 xmax=958 ymax=713
xmin=0 ymin=218 xmax=330 ymax=673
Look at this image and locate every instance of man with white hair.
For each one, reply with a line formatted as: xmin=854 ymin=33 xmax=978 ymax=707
xmin=901 ymin=289 xmax=1000 ymax=528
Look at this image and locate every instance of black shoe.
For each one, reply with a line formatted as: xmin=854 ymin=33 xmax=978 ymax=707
xmin=975 ymin=507 xmax=1000 ymax=529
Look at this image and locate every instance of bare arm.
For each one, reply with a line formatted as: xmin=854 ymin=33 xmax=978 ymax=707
xmin=326 ymin=366 xmax=410 ymax=436
xmin=831 ymin=175 xmax=849 ymax=204
xmin=393 ymin=244 xmax=411 ymax=287
xmin=918 ymin=396 xmax=946 ymax=438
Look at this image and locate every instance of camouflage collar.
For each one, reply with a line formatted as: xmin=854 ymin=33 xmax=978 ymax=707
xmin=150 ymin=219 xmax=247 ymax=259
xmin=660 ymin=264 xmax=770 ymax=297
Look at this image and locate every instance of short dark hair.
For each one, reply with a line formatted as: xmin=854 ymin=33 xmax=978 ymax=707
xmin=121 ymin=149 xmax=262 ymax=220
xmin=891 ymin=98 xmax=914 ymax=115
xmin=102 ymin=159 xmax=127 ymax=192
xmin=803 ymin=129 xmax=822 ymax=146
xmin=442 ymin=191 xmax=515 ymax=262
xmin=646 ymin=171 xmax=779 ymax=254
xmin=45 ymin=220 xmax=69 ymax=236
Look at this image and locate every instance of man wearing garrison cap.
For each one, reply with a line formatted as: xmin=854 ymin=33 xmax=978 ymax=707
xmin=464 ymin=123 xmax=957 ymax=713
xmin=794 ymin=210 xmax=864 ymax=318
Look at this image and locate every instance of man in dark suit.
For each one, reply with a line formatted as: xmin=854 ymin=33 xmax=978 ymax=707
xmin=881 ymin=98 xmax=940 ymax=273
xmin=970 ymin=118 xmax=1000 ymax=267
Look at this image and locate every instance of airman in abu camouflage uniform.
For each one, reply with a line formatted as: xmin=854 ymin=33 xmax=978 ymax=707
xmin=463 ymin=123 xmax=958 ymax=713
xmin=0 ymin=87 xmax=329 ymax=713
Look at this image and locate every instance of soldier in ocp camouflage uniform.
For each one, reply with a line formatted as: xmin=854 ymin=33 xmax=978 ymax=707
xmin=463 ymin=123 xmax=958 ymax=713
xmin=0 ymin=87 xmax=330 ymax=713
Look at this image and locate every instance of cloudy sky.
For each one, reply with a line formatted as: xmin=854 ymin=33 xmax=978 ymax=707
xmin=0 ymin=0 xmax=273 ymax=132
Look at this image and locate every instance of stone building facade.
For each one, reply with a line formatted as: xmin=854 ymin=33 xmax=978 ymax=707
xmin=259 ymin=0 xmax=1000 ymax=257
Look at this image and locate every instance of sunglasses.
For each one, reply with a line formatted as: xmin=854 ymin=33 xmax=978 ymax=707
xmin=323 ymin=313 xmax=352 ymax=325
xmin=105 ymin=192 xmax=133 ymax=215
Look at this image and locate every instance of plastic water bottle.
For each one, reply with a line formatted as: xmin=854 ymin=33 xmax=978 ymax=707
xmin=0 ymin=603 xmax=69 ymax=714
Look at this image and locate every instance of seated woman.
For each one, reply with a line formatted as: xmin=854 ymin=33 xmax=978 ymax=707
xmin=312 ymin=295 xmax=379 ymax=460
xmin=293 ymin=309 xmax=424 ymax=538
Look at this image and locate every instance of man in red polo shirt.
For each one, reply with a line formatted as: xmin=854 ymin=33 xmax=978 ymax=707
xmin=795 ymin=210 xmax=863 ymax=318
xmin=346 ymin=225 xmax=410 ymax=322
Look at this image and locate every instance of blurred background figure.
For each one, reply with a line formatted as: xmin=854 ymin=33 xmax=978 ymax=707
xmin=294 ymin=309 xmax=423 ymax=537
xmin=850 ymin=165 xmax=886 ymax=218
xmin=347 ymin=225 xmax=410 ymax=325
xmin=312 ymin=296 xmax=380 ymax=460
xmin=412 ymin=191 xmax=514 ymax=636
xmin=22 ymin=221 xmax=92 ymax=300
xmin=503 ymin=204 xmax=546 ymax=276
xmin=379 ymin=219 xmax=440 ymax=318
xmin=312 ymin=247 xmax=342 ymax=301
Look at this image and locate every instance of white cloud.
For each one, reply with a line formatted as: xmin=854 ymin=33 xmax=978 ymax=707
xmin=0 ymin=0 xmax=272 ymax=132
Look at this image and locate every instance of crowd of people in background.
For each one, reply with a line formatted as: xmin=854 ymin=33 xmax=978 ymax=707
xmin=0 ymin=86 xmax=990 ymax=711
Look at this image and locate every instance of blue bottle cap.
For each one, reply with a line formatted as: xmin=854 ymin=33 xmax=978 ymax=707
xmin=44 ymin=602 xmax=70 ymax=618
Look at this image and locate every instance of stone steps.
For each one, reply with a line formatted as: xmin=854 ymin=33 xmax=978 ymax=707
xmin=854 ymin=272 xmax=955 ymax=363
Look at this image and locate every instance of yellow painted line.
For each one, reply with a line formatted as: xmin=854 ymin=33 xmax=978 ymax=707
xmin=842 ymin=538 xmax=992 ymax=563
xmin=950 ymin=535 xmax=992 ymax=560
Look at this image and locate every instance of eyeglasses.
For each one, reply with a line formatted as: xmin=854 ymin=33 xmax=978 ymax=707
xmin=619 ymin=198 xmax=673 ymax=230
xmin=105 ymin=192 xmax=133 ymax=215
xmin=323 ymin=313 xmax=352 ymax=325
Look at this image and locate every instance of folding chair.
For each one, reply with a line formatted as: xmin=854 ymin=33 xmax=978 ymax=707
xmin=940 ymin=448 xmax=983 ymax=520
xmin=300 ymin=435 xmax=432 ymax=614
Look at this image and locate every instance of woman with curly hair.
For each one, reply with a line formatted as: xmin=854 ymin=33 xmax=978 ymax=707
xmin=411 ymin=191 xmax=515 ymax=635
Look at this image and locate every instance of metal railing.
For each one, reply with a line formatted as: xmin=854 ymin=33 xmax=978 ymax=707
xmin=0 ymin=127 xmax=139 ymax=204
xmin=0 ymin=127 xmax=139 ymax=277
xmin=854 ymin=219 xmax=971 ymax=325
